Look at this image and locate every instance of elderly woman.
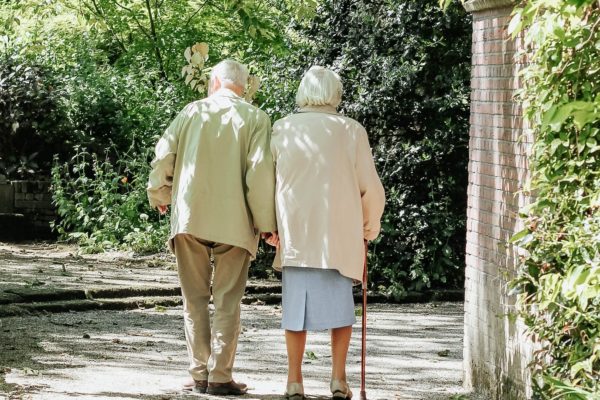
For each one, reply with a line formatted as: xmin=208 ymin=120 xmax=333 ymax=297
xmin=268 ymin=66 xmax=385 ymax=400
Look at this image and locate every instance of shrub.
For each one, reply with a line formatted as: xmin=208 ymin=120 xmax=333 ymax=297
xmin=51 ymin=146 xmax=170 ymax=254
xmin=60 ymin=63 xmax=187 ymax=154
xmin=0 ymin=37 xmax=68 ymax=178
xmin=4 ymin=0 xmax=310 ymax=259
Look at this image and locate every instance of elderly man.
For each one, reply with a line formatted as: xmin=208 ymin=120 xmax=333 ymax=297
xmin=147 ymin=59 xmax=276 ymax=396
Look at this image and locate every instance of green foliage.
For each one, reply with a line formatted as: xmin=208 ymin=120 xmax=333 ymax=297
xmin=51 ymin=146 xmax=169 ymax=254
xmin=509 ymin=0 xmax=600 ymax=397
xmin=298 ymin=0 xmax=471 ymax=297
xmin=0 ymin=37 xmax=68 ymax=178
xmin=3 ymin=0 xmax=472 ymax=299
xmin=438 ymin=0 xmax=465 ymax=11
xmin=1 ymin=0 xmax=312 ymax=256
xmin=449 ymin=395 xmax=470 ymax=400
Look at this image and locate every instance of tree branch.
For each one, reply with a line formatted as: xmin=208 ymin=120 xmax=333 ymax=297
xmin=84 ymin=0 xmax=128 ymax=53
xmin=144 ymin=0 xmax=168 ymax=81
xmin=111 ymin=0 xmax=152 ymax=39
xmin=185 ymin=0 xmax=210 ymax=26
xmin=577 ymin=13 xmax=600 ymax=50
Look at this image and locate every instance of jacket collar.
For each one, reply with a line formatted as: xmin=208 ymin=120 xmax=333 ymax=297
xmin=298 ymin=105 xmax=339 ymax=115
xmin=211 ymin=87 xmax=243 ymax=99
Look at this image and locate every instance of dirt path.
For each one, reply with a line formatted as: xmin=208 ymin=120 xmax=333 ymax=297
xmin=0 ymin=243 xmax=471 ymax=400
xmin=0 ymin=242 xmax=179 ymax=292
xmin=0 ymin=303 xmax=467 ymax=400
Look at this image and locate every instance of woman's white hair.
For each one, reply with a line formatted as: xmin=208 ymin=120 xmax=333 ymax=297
xmin=210 ymin=59 xmax=249 ymax=89
xmin=295 ymin=66 xmax=343 ymax=108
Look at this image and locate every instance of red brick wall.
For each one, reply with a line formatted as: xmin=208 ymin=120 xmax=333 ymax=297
xmin=463 ymin=2 xmax=533 ymax=398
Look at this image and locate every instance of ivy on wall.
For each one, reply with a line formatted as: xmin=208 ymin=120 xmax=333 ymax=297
xmin=509 ymin=1 xmax=600 ymax=398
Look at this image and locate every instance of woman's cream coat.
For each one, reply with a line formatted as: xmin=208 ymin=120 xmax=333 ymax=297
xmin=271 ymin=105 xmax=386 ymax=281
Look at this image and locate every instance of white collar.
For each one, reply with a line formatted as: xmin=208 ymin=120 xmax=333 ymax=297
xmin=298 ymin=105 xmax=339 ymax=115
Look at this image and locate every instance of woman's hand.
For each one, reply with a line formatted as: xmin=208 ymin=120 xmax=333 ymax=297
xmin=262 ymin=232 xmax=280 ymax=247
xmin=157 ymin=205 xmax=169 ymax=215
xmin=267 ymin=233 xmax=280 ymax=247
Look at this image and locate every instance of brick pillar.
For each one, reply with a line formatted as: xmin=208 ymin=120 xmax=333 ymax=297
xmin=463 ymin=0 xmax=533 ymax=398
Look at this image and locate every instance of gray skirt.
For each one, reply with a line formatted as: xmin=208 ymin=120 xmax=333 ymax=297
xmin=281 ymin=267 xmax=356 ymax=331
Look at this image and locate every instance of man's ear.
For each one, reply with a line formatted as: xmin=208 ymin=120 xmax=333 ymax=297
xmin=209 ymin=76 xmax=221 ymax=95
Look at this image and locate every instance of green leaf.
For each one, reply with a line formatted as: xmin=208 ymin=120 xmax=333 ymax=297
xmin=548 ymin=104 xmax=573 ymax=131
xmin=570 ymin=359 xmax=593 ymax=379
xmin=437 ymin=349 xmax=450 ymax=357
xmin=550 ymin=138 xmax=564 ymax=154
xmin=510 ymin=228 xmax=531 ymax=243
xmin=573 ymin=110 xmax=598 ymax=130
xmin=438 ymin=0 xmax=455 ymax=11
xmin=508 ymin=12 xmax=523 ymax=37
xmin=562 ymin=264 xmax=590 ymax=300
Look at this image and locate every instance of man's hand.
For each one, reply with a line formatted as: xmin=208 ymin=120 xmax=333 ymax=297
xmin=261 ymin=232 xmax=279 ymax=247
xmin=157 ymin=205 xmax=169 ymax=215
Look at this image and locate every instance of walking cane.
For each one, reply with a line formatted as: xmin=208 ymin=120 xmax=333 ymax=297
xmin=360 ymin=240 xmax=368 ymax=400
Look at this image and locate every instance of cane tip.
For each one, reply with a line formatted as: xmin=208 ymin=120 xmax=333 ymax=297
xmin=360 ymin=390 xmax=367 ymax=400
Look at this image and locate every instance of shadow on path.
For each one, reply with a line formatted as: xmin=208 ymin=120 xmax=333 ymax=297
xmin=0 ymin=302 xmax=465 ymax=400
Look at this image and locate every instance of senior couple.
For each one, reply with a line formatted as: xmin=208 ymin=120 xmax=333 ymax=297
xmin=147 ymin=59 xmax=385 ymax=399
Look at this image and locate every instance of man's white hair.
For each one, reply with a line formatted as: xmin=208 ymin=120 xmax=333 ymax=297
xmin=210 ymin=59 xmax=249 ymax=89
xmin=295 ymin=66 xmax=343 ymax=108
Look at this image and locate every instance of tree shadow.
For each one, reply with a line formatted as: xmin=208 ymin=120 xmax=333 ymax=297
xmin=1 ymin=302 xmax=464 ymax=400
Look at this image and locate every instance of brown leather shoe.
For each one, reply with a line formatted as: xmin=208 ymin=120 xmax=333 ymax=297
xmin=207 ymin=380 xmax=248 ymax=395
xmin=182 ymin=378 xmax=208 ymax=393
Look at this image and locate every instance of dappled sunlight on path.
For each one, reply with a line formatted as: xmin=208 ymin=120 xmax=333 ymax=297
xmin=1 ymin=303 xmax=465 ymax=400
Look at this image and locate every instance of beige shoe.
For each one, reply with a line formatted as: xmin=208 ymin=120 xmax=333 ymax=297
xmin=330 ymin=379 xmax=353 ymax=399
xmin=285 ymin=382 xmax=305 ymax=400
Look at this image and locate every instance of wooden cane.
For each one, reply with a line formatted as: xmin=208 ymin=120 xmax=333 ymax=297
xmin=360 ymin=241 xmax=368 ymax=400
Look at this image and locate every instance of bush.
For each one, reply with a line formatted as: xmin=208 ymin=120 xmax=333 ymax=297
xmin=2 ymin=0 xmax=311 ymax=231
xmin=3 ymin=0 xmax=311 ymax=257
xmin=7 ymin=1 xmax=474 ymax=298
xmin=0 ymin=31 xmax=186 ymax=179
xmin=0 ymin=37 xmax=68 ymax=178
xmin=509 ymin=0 xmax=600 ymax=397
xmin=295 ymin=0 xmax=472 ymax=297
xmin=60 ymin=64 xmax=186 ymax=154
xmin=51 ymin=146 xmax=169 ymax=254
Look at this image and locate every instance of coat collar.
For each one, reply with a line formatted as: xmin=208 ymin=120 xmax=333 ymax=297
xmin=298 ymin=105 xmax=339 ymax=115
xmin=211 ymin=87 xmax=243 ymax=100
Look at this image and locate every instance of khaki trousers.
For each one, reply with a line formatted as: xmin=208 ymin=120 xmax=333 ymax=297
xmin=173 ymin=233 xmax=251 ymax=383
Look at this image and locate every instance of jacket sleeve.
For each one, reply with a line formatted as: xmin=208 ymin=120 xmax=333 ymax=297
xmin=356 ymin=128 xmax=386 ymax=241
xmin=147 ymin=109 xmax=185 ymax=208
xmin=245 ymin=111 xmax=277 ymax=233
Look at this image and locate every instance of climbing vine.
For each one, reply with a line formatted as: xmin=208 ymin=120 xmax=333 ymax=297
xmin=508 ymin=0 xmax=600 ymax=398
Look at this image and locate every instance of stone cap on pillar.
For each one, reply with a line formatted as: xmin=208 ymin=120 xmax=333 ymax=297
xmin=464 ymin=0 xmax=515 ymax=12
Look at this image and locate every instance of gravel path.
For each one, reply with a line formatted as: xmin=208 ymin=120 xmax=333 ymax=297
xmin=1 ymin=303 xmax=466 ymax=400
xmin=0 ymin=243 xmax=470 ymax=400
